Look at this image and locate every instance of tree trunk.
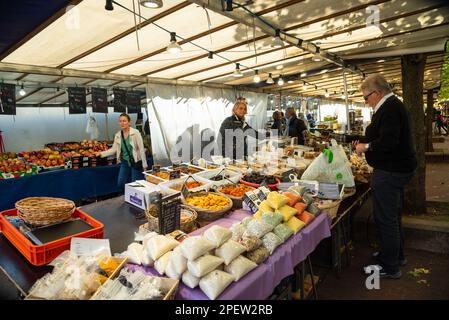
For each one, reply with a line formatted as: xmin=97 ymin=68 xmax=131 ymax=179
xmin=401 ymin=54 xmax=427 ymax=215
xmin=425 ymin=89 xmax=434 ymax=152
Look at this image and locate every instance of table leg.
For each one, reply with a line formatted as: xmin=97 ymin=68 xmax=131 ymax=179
xmin=307 ymin=255 xmax=318 ymax=300
xmin=300 ymin=261 xmax=305 ymax=300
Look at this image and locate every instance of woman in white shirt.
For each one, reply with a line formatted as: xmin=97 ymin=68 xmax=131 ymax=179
xmin=98 ymin=113 xmax=148 ymax=192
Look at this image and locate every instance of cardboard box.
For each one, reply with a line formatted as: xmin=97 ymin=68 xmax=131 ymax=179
xmin=124 ymin=180 xmax=161 ymax=210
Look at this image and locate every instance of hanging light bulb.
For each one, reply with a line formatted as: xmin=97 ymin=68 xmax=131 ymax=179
xmin=233 ymin=63 xmax=243 ymax=77
xmin=341 ymin=92 xmax=346 ymax=99
xmin=19 ymin=84 xmax=26 ymax=96
xmin=278 ymin=75 xmax=284 ymax=86
xmin=302 ymin=82 xmax=308 ymax=91
xmin=253 ymin=70 xmax=261 ymax=83
xmin=266 ymin=73 xmax=275 ymax=84
xmin=271 ymin=29 xmax=284 ymax=48
xmin=140 ymin=0 xmax=163 ymax=8
xmin=166 ymin=32 xmax=182 ymax=54
xmin=312 ymin=47 xmax=322 ymax=62
xmin=325 ymin=90 xmax=330 ymax=98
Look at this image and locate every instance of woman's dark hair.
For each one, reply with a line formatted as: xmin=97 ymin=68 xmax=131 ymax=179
xmin=119 ymin=113 xmax=131 ymax=121
xmin=272 ymin=111 xmax=279 ymax=120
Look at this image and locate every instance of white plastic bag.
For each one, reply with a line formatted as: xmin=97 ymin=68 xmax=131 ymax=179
xmin=187 ymin=255 xmax=224 ymax=278
xmin=182 ymin=270 xmax=200 ymax=289
xmin=126 ymin=243 xmax=144 ymax=265
xmin=169 ymin=246 xmax=187 ymax=275
xmin=203 ymin=225 xmax=232 ymax=248
xmin=215 ymin=240 xmax=246 ymax=265
xmin=244 ymin=219 xmax=273 ymax=239
xmin=301 ymin=140 xmax=355 ymax=187
xmin=154 ymin=251 xmax=173 ymax=276
xmin=224 ymin=256 xmax=257 ymax=281
xmin=146 ymin=235 xmax=179 ymax=261
xmin=199 ymin=270 xmax=235 ymax=300
xmin=179 ymin=236 xmax=216 ymax=261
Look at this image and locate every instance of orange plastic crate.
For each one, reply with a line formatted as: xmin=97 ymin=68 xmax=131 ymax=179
xmin=0 ymin=208 xmax=104 ymax=266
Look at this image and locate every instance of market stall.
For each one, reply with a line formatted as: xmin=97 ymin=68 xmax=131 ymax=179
xmin=0 ymin=135 xmax=373 ymax=300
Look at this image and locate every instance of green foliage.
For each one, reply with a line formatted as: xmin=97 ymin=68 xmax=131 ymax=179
xmin=438 ymin=41 xmax=449 ymax=101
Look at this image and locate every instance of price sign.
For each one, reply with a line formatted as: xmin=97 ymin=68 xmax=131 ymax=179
xmin=169 ymin=170 xmax=181 ymax=180
xmin=152 ymin=165 xmax=161 ymax=173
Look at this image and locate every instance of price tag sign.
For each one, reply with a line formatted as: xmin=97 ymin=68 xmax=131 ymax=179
xmin=181 ymin=183 xmax=190 ymax=199
xmin=169 ymin=170 xmax=181 ymax=180
xmin=152 ymin=165 xmax=161 ymax=173
xmin=155 ymin=193 xmax=181 ymax=235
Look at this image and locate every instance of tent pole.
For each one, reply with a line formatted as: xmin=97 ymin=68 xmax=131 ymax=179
xmin=343 ymin=70 xmax=350 ymax=133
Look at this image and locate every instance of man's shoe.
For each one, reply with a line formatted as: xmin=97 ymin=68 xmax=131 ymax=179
xmin=372 ymin=251 xmax=407 ymax=266
xmin=363 ymin=264 xmax=402 ymax=279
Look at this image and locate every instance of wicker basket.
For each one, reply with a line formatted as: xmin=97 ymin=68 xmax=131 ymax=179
xmin=15 ymin=197 xmax=75 ymax=226
xmin=316 ymin=199 xmax=342 ymax=219
xmin=139 ymin=204 xmax=198 ymax=234
xmin=181 ymin=192 xmax=233 ymax=222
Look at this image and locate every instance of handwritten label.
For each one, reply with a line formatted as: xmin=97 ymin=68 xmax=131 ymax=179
xmin=70 ymin=238 xmax=111 ymax=256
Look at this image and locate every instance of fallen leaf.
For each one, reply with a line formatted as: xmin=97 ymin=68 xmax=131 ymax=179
xmin=417 ymin=279 xmax=427 ymax=285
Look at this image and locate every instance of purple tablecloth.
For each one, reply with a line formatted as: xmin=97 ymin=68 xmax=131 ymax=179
xmin=126 ymin=209 xmax=331 ymax=300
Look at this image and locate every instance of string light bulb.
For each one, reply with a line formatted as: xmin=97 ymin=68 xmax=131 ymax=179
xmin=266 ymin=73 xmax=275 ymax=84
xmin=312 ymin=47 xmax=322 ymax=62
xmin=166 ymin=32 xmax=182 ymax=54
xmin=278 ymin=75 xmax=284 ymax=86
xmin=233 ymin=63 xmax=243 ymax=77
xmin=19 ymin=84 xmax=26 ymax=96
xmin=253 ymin=70 xmax=261 ymax=83
xmin=271 ymin=29 xmax=284 ymax=48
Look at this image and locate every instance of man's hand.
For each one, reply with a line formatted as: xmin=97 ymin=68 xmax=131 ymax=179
xmin=355 ymin=142 xmax=368 ymax=156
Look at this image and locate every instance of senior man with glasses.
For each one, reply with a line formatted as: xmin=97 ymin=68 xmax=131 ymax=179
xmin=353 ymin=74 xmax=417 ymax=279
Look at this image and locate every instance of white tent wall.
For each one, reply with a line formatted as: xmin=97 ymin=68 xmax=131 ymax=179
xmin=146 ymin=83 xmax=268 ymax=165
xmin=0 ymin=107 xmax=144 ymax=152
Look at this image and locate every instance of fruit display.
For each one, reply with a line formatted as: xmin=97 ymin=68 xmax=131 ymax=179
xmin=218 ymin=184 xmax=254 ymax=198
xmin=349 ymin=153 xmax=373 ymax=183
xmin=185 ymin=193 xmax=231 ymax=211
xmin=20 ymin=149 xmax=66 ymax=168
xmin=0 ymin=158 xmax=37 ymax=179
xmin=79 ymin=140 xmax=109 ymax=152
xmin=241 ymin=173 xmax=278 ymax=185
xmin=0 ymin=152 xmax=18 ymax=160
xmin=170 ymin=180 xmax=204 ymax=191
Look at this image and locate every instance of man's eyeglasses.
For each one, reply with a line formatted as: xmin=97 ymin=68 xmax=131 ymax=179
xmin=363 ymin=91 xmax=375 ymax=101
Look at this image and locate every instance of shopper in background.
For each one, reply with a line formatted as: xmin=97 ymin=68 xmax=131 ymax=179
xmin=435 ymin=109 xmax=448 ymax=135
xmin=219 ymin=97 xmax=257 ymax=160
xmin=98 ymin=113 xmax=148 ymax=192
xmin=284 ymin=107 xmax=308 ymax=145
xmin=353 ymin=74 xmax=417 ymax=279
xmin=271 ymin=111 xmax=284 ymax=136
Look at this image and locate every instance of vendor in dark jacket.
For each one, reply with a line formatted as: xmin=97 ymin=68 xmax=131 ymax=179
xmin=285 ymin=107 xmax=307 ymax=145
xmin=354 ymin=74 xmax=417 ymax=279
xmin=219 ymin=98 xmax=257 ymax=160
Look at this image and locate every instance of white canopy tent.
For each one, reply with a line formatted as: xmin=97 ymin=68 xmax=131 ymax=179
xmin=0 ymin=0 xmax=448 ymax=154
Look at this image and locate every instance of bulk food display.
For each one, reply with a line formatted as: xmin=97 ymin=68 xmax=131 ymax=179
xmin=1 ymin=137 xmax=371 ymax=300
